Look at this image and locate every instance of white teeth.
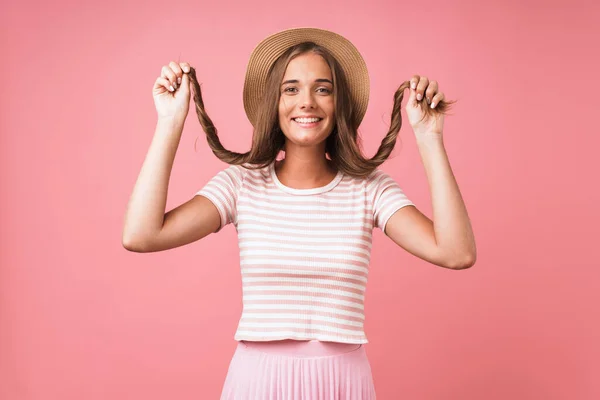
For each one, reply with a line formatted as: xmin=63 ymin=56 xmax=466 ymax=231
xmin=294 ymin=117 xmax=321 ymax=123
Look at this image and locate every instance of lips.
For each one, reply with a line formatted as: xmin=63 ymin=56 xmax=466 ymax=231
xmin=292 ymin=117 xmax=323 ymax=122
xmin=292 ymin=118 xmax=323 ymax=128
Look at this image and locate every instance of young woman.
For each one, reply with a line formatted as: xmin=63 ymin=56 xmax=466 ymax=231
xmin=123 ymin=27 xmax=476 ymax=399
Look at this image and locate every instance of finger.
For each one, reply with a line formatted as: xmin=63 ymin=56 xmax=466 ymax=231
xmin=431 ymin=92 xmax=445 ymax=109
xmin=155 ymin=76 xmax=175 ymax=93
xmin=180 ymin=71 xmax=190 ymax=89
xmin=410 ymin=74 xmax=420 ymax=90
xmin=425 ymin=81 xmax=438 ymax=105
xmin=161 ymin=65 xmax=177 ymax=90
xmin=416 ymin=76 xmax=429 ymax=101
xmin=161 ymin=65 xmax=178 ymax=90
xmin=407 ymin=82 xmax=417 ymax=107
xmin=169 ymin=61 xmax=183 ymax=86
xmin=179 ymin=62 xmax=191 ymax=74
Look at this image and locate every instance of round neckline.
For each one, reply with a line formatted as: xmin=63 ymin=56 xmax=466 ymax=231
xmin=269 ymin=162 xmax=344 ymax=195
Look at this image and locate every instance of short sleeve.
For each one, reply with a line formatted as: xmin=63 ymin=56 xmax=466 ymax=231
xmin=367 ymin=169 xmax=415 ymax=232
xmin=195 ymin=165 xmax=245 ymax=232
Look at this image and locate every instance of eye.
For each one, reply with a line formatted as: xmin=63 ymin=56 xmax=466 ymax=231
xmin=283 ymin=87 xmax=297 ymax=93
xmin=317 ymin=87 xmax=332 ymax=94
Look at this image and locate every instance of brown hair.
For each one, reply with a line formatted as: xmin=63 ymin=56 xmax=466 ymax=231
xmin=187 ymin=42 xmax=455 ymax=178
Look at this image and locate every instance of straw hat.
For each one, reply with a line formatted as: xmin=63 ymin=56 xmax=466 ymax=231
xmin=243 ymin=27 xmax=370 ymax=128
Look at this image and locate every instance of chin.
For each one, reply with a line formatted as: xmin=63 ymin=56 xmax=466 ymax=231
xmin=282 ymin=121 xmax=334 ymax=147
xmin=293 ymin=130 xmax=325 ymax=142
xmin=286 ymin=131 xmax=329 ymax=147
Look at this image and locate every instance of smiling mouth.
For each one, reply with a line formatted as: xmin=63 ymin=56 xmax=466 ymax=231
xmin=292 ymin=118 xmax=323 ymax=127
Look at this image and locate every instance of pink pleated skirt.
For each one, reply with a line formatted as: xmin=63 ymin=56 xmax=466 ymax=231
xmin=220 ymin=339 xmax=376 ymax=399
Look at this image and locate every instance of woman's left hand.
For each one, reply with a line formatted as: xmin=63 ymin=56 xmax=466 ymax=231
xmin=406 ymin=74 xmax=446 ymax=137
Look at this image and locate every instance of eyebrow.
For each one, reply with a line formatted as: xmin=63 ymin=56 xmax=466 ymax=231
xmin=281 ymin=78 xmax=333 ymax=86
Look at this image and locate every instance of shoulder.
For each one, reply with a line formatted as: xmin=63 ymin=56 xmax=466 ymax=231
xmin=222 ymin=162 xmax=266 ymax=178
xmin=334 ymin=168 xmax=395 ymax=194
xmin=205 ymin=164 xmax=251 ymax=191
xmin=365 ymin=168 xmax=395 ymax=190
xmin=229 ymin=162 xmax=272 ymax=187
xmin=338 ymin=168 xmax=389 ymax=185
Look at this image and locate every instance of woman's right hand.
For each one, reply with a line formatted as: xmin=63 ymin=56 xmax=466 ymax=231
xmin=152 ymin=61 xmax=192 ymax=121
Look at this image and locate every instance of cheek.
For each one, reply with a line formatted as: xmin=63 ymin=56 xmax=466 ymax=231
xmin=278 ymin=102 xmax=289 ymax=122
xmin=326 ymin=106 xmax=335 ymax=122
xmin=324 ymin=100 xmax=335 ymax=118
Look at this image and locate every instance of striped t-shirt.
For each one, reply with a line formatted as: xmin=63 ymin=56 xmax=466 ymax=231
xmin=196 ymin=161 xmax=414 ymax=344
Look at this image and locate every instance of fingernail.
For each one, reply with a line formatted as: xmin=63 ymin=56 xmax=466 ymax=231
xmin=411 ymin=82 xmax=416 ymax=89
xmin=426 ymin=97 xmax=431 ymax=104
xmin=178 ymin=77 xmax=181 ymax=84
xmin=431 ymin=102 xmax=436 ymax=108
xmin=184 ymin=67 xmax=190 ymax=73
xmin=417 ymin=93 xmax=422 ymax=100
xmin=169 ymin=85 xmax=175 ymax=92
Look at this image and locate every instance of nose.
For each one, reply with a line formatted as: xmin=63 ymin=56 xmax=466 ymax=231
xmin=300 ymin=89 xmax=316 ymax=109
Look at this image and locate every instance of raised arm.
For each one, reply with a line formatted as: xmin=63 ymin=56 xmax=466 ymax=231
xmin=122 ymin=61 xmax=221 ymax=253
xmin=384 ymin=75 xmax=476 ymax=269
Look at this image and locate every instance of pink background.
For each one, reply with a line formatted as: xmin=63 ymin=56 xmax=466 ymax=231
xmin=1 ymin=0 xmax=598 ymax=398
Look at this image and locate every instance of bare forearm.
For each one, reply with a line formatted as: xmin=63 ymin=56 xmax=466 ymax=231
xmin=122 ymin=117 xmax=185 ymax=244
xmin=416 ymin=134 xmax=476 ymax=266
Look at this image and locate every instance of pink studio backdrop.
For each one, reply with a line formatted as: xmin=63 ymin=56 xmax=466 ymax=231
xmin=1 ymin=0 xmax=598 ymax=399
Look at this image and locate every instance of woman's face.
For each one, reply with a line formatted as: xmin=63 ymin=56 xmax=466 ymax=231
xmin=278 ymin=52 xmax=335 ymax=149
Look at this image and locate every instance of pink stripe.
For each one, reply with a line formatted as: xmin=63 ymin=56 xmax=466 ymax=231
xmin=240 ymin=189 xmax=370 ymax=206
xmin=241 ymin=265 xmax=369 ymax=278
xmin=241 ymin=249 xmax=370 ymax=260
xmin=240 ymin=317 xmax=363 ymax=332
xmin=242 ymin=272 xmax=366 ymax=285
xmin=239 ymin=241 xmax=372 ymax=253
xmin=236 ymin=326 xmax=365 ymax=337
xmin=238 ymin=220 xmax=373 ymax=234
xmin=241 ymin=255 xmax=368 ymax=267
xmin=242 ymin=309 xmax=364 ymax=323
xmin=242 ymin=282 xmax=365 ymax=296
xmin=238 ymin=214 xmax=373 ymax=225
xmin=242 ymin=290 xmax=364 ymax=305
xmin=242 ymin=299 xmax=365 ymax=314
xmin=239 ymin=228 xmax=372 ymax=240
xmin=237 ymin=205 xmax=374 ymax=221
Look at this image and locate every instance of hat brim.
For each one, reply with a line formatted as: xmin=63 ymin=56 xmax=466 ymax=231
xmin=243 ymin=27 xmax=370 ymax=128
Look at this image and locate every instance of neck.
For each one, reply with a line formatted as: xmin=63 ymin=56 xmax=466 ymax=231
xmin=275 ymin=144 xmax=337 ymax=189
